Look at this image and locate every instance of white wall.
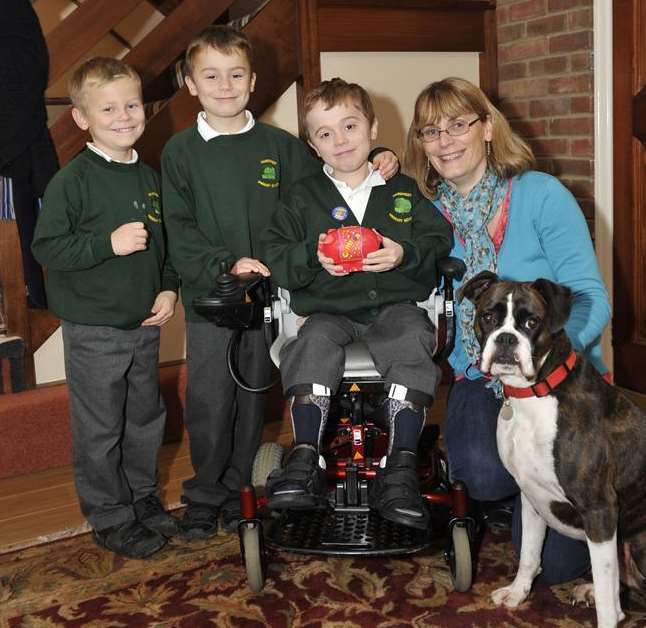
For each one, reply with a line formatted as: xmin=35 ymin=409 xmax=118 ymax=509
xmin=34 ymin=51 xmax=479 ymax=384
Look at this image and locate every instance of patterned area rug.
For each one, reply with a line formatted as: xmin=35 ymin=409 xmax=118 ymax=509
xmin=1 ymin=524 xmax=645 ymax=627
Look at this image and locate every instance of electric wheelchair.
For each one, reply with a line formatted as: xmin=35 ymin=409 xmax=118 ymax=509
xmin=194 ymin=257 xmax=474 ymax=594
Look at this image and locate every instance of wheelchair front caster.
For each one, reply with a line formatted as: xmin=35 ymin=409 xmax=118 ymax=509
xmin=240 ymin=521 xmax=266 ymax=592
xmin=448 ymin=523 xmax=473 ymax=592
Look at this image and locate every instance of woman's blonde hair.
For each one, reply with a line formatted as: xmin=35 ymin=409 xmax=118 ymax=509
xmin=403 ymin=77 xmax=535 ymax=198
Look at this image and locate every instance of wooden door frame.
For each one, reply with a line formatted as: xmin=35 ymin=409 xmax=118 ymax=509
xmin=612 ymin=0 xmax=646 ymax=391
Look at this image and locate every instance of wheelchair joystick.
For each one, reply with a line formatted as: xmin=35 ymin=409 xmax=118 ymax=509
xmin=213 ymin=260 xmax=245 ymax=303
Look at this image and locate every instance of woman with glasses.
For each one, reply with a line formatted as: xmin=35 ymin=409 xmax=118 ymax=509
xmin=404 ymin=77 xmax=610 ymax=584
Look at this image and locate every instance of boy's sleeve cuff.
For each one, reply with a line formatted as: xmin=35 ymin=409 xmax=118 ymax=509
xmin=92 ymin=233 xmax=115 ymax=263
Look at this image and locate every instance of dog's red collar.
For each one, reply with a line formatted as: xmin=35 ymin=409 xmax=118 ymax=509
xmin=503 ymin=351 xmax=577 ymax=399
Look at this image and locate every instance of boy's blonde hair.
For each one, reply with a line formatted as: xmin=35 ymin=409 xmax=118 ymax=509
xmin=184 ymin=25 xmax=253 ymax=77
xmin=404 ymin=77 xmax=535 ymax=199
xmin=302 ymin=78 xmax=376 ymax=139
xmin=68 ymin=57 xmax=141 ymax=110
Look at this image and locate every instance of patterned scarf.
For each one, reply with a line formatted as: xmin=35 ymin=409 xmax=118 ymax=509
xmin=439 ymin=169 xmax=508 ymax=393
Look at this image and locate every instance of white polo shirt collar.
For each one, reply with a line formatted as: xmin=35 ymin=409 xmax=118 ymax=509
xmin=196 ymin=110 xmax=255 ymax=141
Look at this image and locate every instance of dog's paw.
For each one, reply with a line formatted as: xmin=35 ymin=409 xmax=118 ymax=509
xmin=570 ymin=583 xmax=595 ymax=607
xmin=491 ymin=584 xmax=530 ymax=608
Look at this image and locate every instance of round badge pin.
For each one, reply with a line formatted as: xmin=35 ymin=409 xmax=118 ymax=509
xmin=331 ymin=206 xmax=349 ymax=221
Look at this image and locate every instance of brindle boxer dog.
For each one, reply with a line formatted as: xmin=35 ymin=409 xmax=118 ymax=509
xmin=459 ymin=271 xmax=646 ymax=628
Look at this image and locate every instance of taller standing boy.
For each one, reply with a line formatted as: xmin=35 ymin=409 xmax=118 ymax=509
xmin=33 ymin=57 xmax=179 ymax=559
xmin=162 ymin=26 xmax=397 ymax=538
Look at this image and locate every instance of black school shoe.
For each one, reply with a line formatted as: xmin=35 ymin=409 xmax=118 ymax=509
xmin=220 ymin=494 xmax=242 ymax=534
xmin=179 ymin=501 xmax=220 ymax=539
xmin=480 ymin=498 xmax=514 ymax=535
xmin=370 ymin=449 xmax=430 ymax=530
xmin=93 ymin=520 xmax=166 ymax=559
xmin=266 ymin=443 xmax=327 ymax=510
xmin=134 ymin=494 xmax=179 ymax=538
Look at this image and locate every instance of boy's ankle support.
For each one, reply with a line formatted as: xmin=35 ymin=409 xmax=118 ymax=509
xmin=387 ymin=398 xmax=426 ymax=454
xmin=290 ymin=394 xmax=331 ymax=449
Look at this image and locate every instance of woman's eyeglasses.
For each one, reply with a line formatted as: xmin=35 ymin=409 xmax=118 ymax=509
xmin=417 ymin=117 xmax=482 ymax=143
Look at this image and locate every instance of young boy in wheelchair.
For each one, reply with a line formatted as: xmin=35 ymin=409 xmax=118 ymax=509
xmin=261 ymin=78 xmax=452 ymax=530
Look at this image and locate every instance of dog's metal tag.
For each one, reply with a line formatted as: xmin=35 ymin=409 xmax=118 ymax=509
xmin=500 ymin=400 xmax=514 ymax=421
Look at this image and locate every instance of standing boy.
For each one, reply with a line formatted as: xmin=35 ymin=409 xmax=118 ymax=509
xmin=161 ymin=26 xmax=396 ymax=538
xmin=33 ymin=57 xmax=178 ymax=559
xmin=262 ymin=78 xmax=452 ymax=530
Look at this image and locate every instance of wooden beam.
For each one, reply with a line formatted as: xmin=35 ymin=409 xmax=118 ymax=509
xmin=479 ymin=5 xmax=499 ymax=98
xmin=46 ymin=0 xmax=144 ymax=86
xmin=125 ymin=0 xmax=237 ymax=83
xmin=0 ymin=221 xmax=34 ymax=387
xmin=296 ymin=0 xmax=321 ymax=139
xmin=317 ymin=6 xmax=488 ymax=52
xmin=634 ymin=86 xmax=646 ymax=143
xmin=246 ymin=0 xmax=302 ymax=114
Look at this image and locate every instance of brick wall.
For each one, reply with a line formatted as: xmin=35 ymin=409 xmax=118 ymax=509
xmin=496 ymin=0 xmax=595 ymax=233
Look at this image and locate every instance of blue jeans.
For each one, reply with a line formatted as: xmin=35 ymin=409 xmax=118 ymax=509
xmin=444 ymin=377 xmax=590 ymax=584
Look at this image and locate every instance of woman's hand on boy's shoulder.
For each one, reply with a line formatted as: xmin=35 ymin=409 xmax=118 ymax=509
xmin=372 ymin=150 xmax=399 ymax=181
xmin=141 ymin=290 xmax=177 ymax=327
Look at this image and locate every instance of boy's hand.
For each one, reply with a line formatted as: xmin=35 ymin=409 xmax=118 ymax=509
xmin=111 ymin=222 xmax=148 ymax=256
xmin=363 ymin=235 xmax=403 ymax=272
xmin=372 ymin=150 xmax=399 ymax=181
xmin=141 ymin=290 xmax=177 ymax=326
xmin=317 ymin=233 xmax=348 ymax=276
xmin=231 ymin=257 xmax=270 ymax=276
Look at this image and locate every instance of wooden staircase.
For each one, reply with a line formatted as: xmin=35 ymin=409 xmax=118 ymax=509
xmin=1 ymin=0 xmax=498 ymax=388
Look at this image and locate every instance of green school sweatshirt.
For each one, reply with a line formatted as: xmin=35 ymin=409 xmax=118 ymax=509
xmin=262 ymin=171 xmax=453 ymax=323
xmin=32 ymin=148 xmax=178 ymax=328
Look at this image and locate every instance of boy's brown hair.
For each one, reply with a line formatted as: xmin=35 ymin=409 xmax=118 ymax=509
xmin=184 ymin=25 xmax=253 ymax=77
xmin=68 ymin=57 xmax=141 ymax=110
xmin=302 ymin=78 xmax=376 ymax=138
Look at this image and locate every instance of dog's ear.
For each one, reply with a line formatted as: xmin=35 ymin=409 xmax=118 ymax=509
xmin=458 ymin=271 xmax=499 ymax=304
xmin=531 ymin=278 xmax=573 ymax=332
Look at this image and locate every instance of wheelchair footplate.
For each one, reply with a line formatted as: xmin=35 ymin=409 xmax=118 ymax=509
xmin=264 ymin=507 xmax=433 ymax=556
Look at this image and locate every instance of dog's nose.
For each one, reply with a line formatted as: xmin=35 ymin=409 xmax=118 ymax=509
xmin=496 ymin=332 xmax=518 ymax=346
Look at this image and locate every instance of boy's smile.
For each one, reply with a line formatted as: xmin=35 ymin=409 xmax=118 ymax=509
xmin=71 ymin=76 xmax=145 ymax=162
xmin=306 ymin=100 xmax=378 ymax=189
xmin=185 ymin=46 xmax=256 ymax=133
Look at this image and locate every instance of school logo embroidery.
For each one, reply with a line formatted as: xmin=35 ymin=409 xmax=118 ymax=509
xmin=388 ymin=192 xmax=413 ymax=223
xmin=331 ymin=206 xmax=349 ymax=221
xmin=146 ymin=192 xmax=162 ymax=223
xmin=257 ymin=159 xmax=279 ymax=188
xmin=132 ymin=193 xmax=162 ymax=224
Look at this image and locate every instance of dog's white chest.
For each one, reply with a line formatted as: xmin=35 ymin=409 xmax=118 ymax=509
xmin=497 ymin=396 xmax=585 ymax=540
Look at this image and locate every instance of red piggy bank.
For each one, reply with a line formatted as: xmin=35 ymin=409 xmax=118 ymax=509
xmin=318 ymin=226 xmax=383 ymax=273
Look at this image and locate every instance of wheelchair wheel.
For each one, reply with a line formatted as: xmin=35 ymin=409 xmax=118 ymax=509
xmin=448 ymin=524 xmax=473 ymax=592
xmin=241 ymin=523 xmax=265 ymax=592
xmin=252 ymin=442 xmax=285 ymax=489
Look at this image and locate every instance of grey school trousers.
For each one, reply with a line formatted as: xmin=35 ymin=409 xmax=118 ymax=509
xmin=279 ymin=302 xmax=440 ymax=401
xmin=182 ymin=321 xmax=273 ymax=506
xmin=62 ymin=322 xmax=166 ymax=531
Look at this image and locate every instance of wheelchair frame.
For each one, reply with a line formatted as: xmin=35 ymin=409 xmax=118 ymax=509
xmin=194 ymin=258 xmax=475 ymax=593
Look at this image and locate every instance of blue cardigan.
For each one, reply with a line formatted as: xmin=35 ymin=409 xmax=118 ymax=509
xmin=436 ymin=170 xmax=611 ymax=379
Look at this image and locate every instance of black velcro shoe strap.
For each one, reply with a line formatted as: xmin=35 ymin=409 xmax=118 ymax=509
xmin=371 ymin=465 xmax=430 ymax=530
